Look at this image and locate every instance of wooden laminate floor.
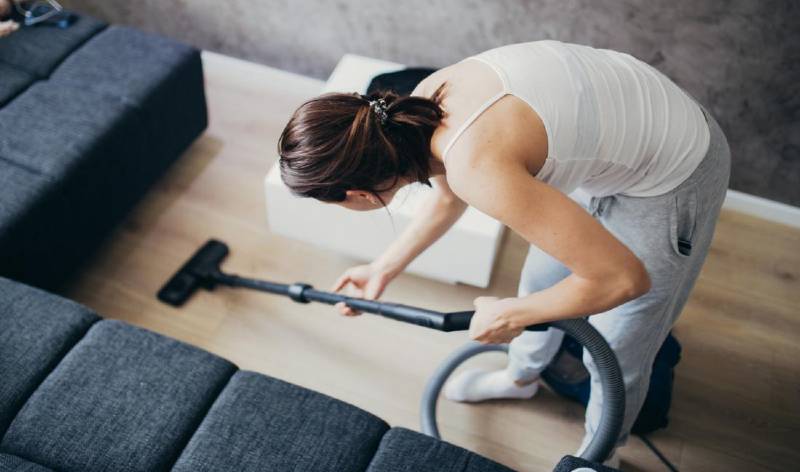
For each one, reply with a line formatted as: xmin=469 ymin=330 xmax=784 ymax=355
xmin=62 ymin=52 xmax=800 ymax=471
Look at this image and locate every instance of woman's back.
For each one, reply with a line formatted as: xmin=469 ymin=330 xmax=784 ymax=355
xmin=432 ymin=40 xmax=710 ymax=197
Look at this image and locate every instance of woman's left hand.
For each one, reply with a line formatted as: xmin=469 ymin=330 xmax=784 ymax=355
xmin=469 ymin=296 xmax=525 ymax=344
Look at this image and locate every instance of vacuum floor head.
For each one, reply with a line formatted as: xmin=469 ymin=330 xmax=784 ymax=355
xmin=157 ymin=239 xmax=229 ymax=306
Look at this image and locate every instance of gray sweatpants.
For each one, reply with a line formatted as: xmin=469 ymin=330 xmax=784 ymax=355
xmin=506 ymin=106 xmax=731 ymax=453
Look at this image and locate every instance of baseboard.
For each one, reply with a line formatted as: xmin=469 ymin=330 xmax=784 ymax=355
xmin=723 ymin=190 xmax=800 ymax=229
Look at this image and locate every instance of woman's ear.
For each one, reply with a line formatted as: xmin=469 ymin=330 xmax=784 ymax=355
xmin=345 ymin=189 xmax=379 ymax=205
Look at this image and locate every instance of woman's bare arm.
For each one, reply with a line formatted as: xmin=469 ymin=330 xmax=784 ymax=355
xmin=373 ymin=174 xmax=468 ymax=277
xmin=447 ymin=149 xmax=651 ymax=331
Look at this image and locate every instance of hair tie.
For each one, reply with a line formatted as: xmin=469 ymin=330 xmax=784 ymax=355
xmin=369 ymin=98 xmax=389 ymax=125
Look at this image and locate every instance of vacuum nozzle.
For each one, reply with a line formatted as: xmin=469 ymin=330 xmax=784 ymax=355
xmin=157 ymin=239 xmax=229 ymax=306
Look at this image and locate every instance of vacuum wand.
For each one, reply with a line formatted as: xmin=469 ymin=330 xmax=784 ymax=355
xmin=158 ymin=239 xmax=484 ymax=332
xmin=217 ymin=271 xmax=475 ymax=331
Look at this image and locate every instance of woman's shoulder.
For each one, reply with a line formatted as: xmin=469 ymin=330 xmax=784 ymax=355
xmin=410 ymin=63 xmax=458 ymax=99
xmin=475 ymin=39 xmax=567 ymax=56
xmin=410 ymin=50 xmax=494 ymax=98
xmin=409 ymin=52 xmax=547 ymax=177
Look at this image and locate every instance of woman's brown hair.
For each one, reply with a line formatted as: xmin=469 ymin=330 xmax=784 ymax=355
xmin=277 ymin=82 xmax=448 ymax=203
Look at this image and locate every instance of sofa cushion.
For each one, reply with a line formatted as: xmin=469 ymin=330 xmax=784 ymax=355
xmin=0 ymin=277 xmax=99 ymax=437
xmin=52 ymin=26 xmax=208 ymax=161
xmin=0 ymin=161 xmax=53 ymax=240
xmin=0 ymin=64 xmax=34 ymax=107
xmin=173 ymin=371 xmax=389 ymax=472
xmin=366 ymin=428 xmax=514 ymax=472
xmin=0 ymin=454 xmax=54 ymax=471
xmin=0 ymin=320 xmax=237 ymax=472
xmin=0 ymin=80 xmax=148 ymax=176
xmin=0 ymin=15 xmax=106 ymax=78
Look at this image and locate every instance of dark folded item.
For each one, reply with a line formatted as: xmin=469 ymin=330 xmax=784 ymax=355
xmin=366 ymin=67 xmax=438 ymax=96
xmin=553 ymin=455 xmax=619 ymax=472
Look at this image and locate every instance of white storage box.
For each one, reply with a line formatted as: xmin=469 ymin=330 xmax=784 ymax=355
xmin=265 ymin=54 xmax=505 ymax=287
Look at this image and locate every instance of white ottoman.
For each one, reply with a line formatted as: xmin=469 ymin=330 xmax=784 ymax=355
xmin=265 ymin=54 xmax=505 ymax=287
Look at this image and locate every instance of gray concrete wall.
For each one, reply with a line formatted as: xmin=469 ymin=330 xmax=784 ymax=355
xmin=62 ymin=0 xmax=800 ymax=206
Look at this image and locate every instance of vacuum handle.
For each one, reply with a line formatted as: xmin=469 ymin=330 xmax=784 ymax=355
xmin=352 ymin=300 xmax=449 ymax=330
xmin=300 ymin=287 xmax=470 ymax=332
xmin=439 ymin=310 xmax=550 ymax=332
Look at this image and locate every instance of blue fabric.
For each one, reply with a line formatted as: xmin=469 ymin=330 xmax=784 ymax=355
xmin=541 ymin=333 xmax=682 ymax=435
xmin=0 ymin=81 xmax=148 ymax=175
xmin=0 ymin=64 xmax=34 ymax=107
xmin=0 ymin=320 xmax=236 ymax=472
xmin=52 ymin=26 xmax=208 ymax=162
xmin=174 ymin=371 xmax=389 ymax=472
xmin=632 ymin=333 xmax=681 ymax=433
xmin=366 ymin=428 xmax=514 ymax=472
xmin=0 ymin=14 xmax=105 ymax=78
xmin=0 ymin=161 xmax=52 ymax=243
xmin=0 ymin=277 xmax=99 ymax=437
xmin=0 ymin=454 xmax=54 ymax=472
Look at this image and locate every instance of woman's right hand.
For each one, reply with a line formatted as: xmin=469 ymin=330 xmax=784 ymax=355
xmin=330 ymin=263 xmax=395 ymax=316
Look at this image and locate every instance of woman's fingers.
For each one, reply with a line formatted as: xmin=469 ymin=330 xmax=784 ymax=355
xmin=331 ymin=273 xmax=352 ymax=292
xmin=335 ymin=301 xmax=352 ymax=316
xmin=332 ymin=277 xmax=353 ymax=314
xmin=335 ymin=301 xmax=360 ymax=317
xmin=334 ymin=301 xmax=348 ymax=315
xmin=332 ymin=266 xmax=382 ymax=317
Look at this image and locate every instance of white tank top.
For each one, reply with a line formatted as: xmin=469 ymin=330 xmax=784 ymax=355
xmin=442 ymin=40 xmax=711 ymax=197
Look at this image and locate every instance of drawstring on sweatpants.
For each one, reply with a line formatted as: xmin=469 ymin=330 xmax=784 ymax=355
xmin=589 ymin=195 xmax=614 ymax=217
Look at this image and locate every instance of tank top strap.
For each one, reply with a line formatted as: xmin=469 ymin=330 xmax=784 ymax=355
xmin=466 ymin=55 xmax=510 ymax=91
xmin=442 ymin=56 xmax=511 ymax=164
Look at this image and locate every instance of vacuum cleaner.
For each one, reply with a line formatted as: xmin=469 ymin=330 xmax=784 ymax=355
xmin=158 ymin=239 xmax=626 ymax=465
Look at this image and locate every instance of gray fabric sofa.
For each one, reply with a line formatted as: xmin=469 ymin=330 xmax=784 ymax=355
xmin=0 ymin=276 xmax=513 ymax=472
xmin=0 ymin=15 xmax=207 ymax=291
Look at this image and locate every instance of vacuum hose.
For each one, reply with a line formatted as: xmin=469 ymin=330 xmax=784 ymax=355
xmin=420 ymin=318 xmax=625 ymax=464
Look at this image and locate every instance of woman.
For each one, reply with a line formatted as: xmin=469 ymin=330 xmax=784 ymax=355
xmin=278 ymin=39 xmax=730 ymax=461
